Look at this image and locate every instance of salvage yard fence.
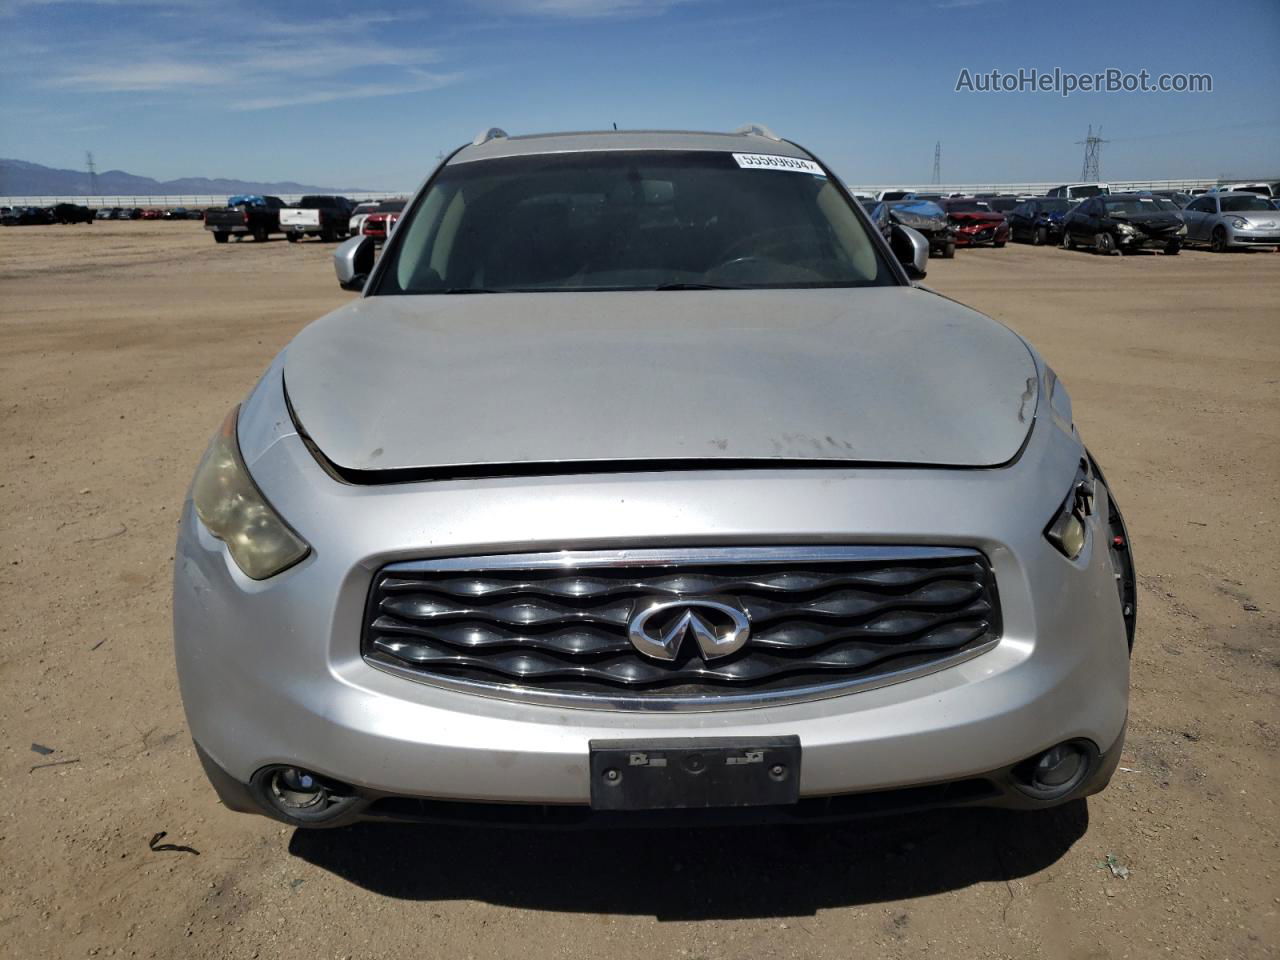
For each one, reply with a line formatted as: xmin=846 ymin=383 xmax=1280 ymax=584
xmin=4 ymin=178 xmax=1277 ymax=208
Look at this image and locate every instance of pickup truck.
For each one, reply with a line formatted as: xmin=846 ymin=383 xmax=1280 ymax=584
xmin=280 ymin=195 xmax=354 ymax=243
xmin=204 ymin=195 xmax=285 ymax=244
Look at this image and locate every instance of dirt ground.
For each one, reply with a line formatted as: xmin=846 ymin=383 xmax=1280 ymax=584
xmin=1 ymin=222 xmax=1277 ymax=960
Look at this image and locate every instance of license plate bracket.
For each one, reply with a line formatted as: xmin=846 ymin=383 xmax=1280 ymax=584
xmin=588 ymin=737 xmax=801 ymax=811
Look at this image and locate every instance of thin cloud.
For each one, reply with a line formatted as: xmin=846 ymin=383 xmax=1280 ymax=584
xmin=229 ymin=71 xmax=462 ymax=111
xmin=474 ymin=0 xmax=693 ymax=17
xmin=18 ymin=3 xmax=456 ymax=111
xmin=51 ymin=61 xmax=231 ymax=92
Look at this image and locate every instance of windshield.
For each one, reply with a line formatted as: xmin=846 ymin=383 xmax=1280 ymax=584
xmin=373 ymin=151 xmax=892 ymax=294
xmin=376 ymin=200 xmax=406 ymax=213
xmin=945 ymin=201 xmax=992 ymax=212
xmin=353 ymin=204 xmax=378 ymax=215
xmin=1104 ymin=198 xmax=1165 ymax=215
xmin=1040 ymin=199 xmax=1072 ymax=214
xmin=1070 ymin=185 xmax=1106 ymax=198
xmin=1220 ymin=195 xmax=1273 ymax=212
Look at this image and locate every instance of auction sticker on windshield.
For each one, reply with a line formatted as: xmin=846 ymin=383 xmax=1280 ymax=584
xmin=732 ymin=153 xmax=825 ymax=175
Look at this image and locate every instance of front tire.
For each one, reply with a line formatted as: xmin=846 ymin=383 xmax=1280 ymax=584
xmin=1094 ymin=231 xmax=1116 ymax=255
xmin=1211 ymin=226 xmax=1229 ymax=253
xmin=942 ymin=240 xmax=956 ymax=259
xmin=1064 ymin=232 xmax=1076 ymax=249
xmin=1165 ymin=240 xmax=1181 ymax=255
xmin=253 ymin=226 xmax=269 ymax=243
xmin=1033 ymin=226 xmax=1047 ymax=246
xmin=213 ymin=232 xmax=228 ymax=244
xmin=993 ymin=239 xmax=1006 ymax=248
xmin=286 ymin=232 xmax=299 ymax=243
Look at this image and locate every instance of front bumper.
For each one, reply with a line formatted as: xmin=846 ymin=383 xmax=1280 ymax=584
xmin=174 ymin=388 xmax=1131 ymax=825
xmin=1226 ymin=225 xmax=1280 ymax=247
xmin=1115 ymin=230 xmax=1181 ymax=249
xmin=195 ymin=723 xmax=1125 ymax=828
xmin=952 ymin=223 xmax=1010 ymax=247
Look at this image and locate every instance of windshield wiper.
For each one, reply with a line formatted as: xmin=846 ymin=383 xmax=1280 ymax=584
xmin=651 ymin=282 xmax=744 ymax=291
xmin=439 ymin=287 xmax=505 ymax=294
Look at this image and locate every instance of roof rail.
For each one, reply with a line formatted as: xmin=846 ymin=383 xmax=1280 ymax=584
xmin=733 ymin=123 xmax=781 ymax=141
xmin=471 ymin=127 xmax=509 ymax=146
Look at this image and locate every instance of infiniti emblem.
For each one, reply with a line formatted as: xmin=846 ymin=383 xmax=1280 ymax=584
xmin=627 ymin=599 xmax=751 ymax=662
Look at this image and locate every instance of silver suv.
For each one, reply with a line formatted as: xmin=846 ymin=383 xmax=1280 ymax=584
xmin=174 ymin=126 xmax=1134 ymax=828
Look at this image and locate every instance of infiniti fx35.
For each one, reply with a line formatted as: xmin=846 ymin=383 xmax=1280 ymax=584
xmin=174 ymin=126 xmax=1135 ymax=827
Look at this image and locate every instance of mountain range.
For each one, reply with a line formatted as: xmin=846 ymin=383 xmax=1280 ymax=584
xmin=0 ymin=158 xmax=367 ymax=197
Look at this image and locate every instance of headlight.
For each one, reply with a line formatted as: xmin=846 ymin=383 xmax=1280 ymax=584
xmin=1176 ymin=224 xmax=1187 ymax=235
xmin=1044 ymin=459 xmax=1094 ymax=561
xmin=1227 ymin=217 xmax=1248 ymax=229
xmin=1114 ymin=223 xmax=1137 ymax=235
xmin=191 ymin=407 xmax=310 ymax=580
xmin=1043 ymin=366 xmax=1074 ymax=430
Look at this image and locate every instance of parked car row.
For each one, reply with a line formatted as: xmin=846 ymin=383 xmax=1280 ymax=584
xmin=864 ymin=180 xmax=1278 ymax=206
xmin=858 ymin=187 xmax=1279 ymax=260
xmin=860 ymin=196 xmax=1009 ymax=259
xmin=3 ymin=202 xmax=96 ymax=225
xmin=0 ymin=199 xmax=398 ymax=233
xmin=202 ymin=194 xmax=406 ymax=245
xmin=2 ymin=203 xmax=211 ymax=224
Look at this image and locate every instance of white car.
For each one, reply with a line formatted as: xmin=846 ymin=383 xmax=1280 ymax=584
xmin=1212 ymin=182 xmax=1275 ymax=199
xmin=1046 ymin=183 xmax=1110 ymax=201
xmin=348 ymin=203 xmax=379 ymax=237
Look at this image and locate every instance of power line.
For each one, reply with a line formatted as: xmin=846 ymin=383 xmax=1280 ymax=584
xmin=1076 ymin=125 xmax=1109 ymax=182
xmin=932 ymin=141 xmax=941 ymax=185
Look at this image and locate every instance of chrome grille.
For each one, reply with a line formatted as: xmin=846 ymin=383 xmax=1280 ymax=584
xmin=363 ymin=547 xmax=1001 ymax=709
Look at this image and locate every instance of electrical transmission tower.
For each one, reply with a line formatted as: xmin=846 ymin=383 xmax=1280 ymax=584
xmin=932 ymin=141 xmax=941 ymax=185
xmin=1076 ymin=125 xmax=1108 ymax=181
xmin=85 ymin=151 xmax=98 ymax=195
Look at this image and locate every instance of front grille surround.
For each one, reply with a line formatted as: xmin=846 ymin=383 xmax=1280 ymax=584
xmin=362 ymin=546 xmax=1002 ymax=711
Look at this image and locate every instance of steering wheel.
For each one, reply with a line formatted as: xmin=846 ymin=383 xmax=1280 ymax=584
xmin=712 ymin=226 xmax=812 ymax=266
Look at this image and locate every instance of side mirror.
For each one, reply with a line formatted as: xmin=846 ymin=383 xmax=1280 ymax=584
xmin=890 ymin=224 xmax=929 ymax=280
xmin=334 ymin=235 xmax=375 ymax=291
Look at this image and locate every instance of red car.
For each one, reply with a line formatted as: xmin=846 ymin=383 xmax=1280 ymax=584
xmin=140 ymin=208 xmax=164 ymax=220
xmin=360 ymin=200 xmax=405 ymax=242
xmin=939 ymin=199 xmax=1009 ymax=248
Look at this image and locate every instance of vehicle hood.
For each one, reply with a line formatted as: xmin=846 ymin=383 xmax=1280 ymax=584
xmin=887 ymin=202 xmax=949 ymax=233
xmin=284 ymin=287 xmax=1039 ymax=475
xmin=949 ymin=212 xmax=1006 ymax=225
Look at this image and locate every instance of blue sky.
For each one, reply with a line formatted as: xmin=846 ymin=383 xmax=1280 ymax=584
xmin=2 ymin=0 xmax=1277 ymax=190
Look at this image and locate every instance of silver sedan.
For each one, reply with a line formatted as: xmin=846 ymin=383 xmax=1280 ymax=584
xmin=1181 ymin=191 xmax=1280 ymax=251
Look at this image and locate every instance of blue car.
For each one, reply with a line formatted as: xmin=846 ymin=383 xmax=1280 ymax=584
xmin=1008 ymin=198 xmax=1075 ymax=245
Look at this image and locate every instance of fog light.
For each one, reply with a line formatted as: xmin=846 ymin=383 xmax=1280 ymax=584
xmin=269 ymin=767 xmax=328 ymax=809
xmin=1013 ymin=741 xmax=1093 ymax=800
xmin=1031 ymin=744 xmax=1084 ymax=788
